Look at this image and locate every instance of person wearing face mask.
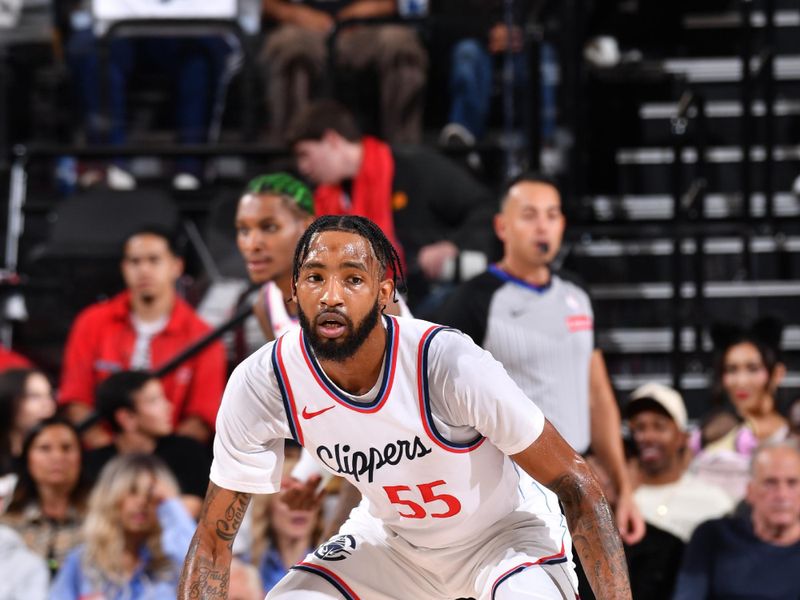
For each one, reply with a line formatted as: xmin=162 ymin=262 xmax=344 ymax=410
xmin=0 ymin=417 xmax=88 ymax=576
xmin=0 ymin=369 xmax=57 ymax=512
xmin=690 ymin=318 xmax=789 ymax=501
xmin=49 ymin=453 xmax=195 ymax=600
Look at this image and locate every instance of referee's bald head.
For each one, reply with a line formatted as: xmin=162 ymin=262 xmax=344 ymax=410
xmin=500 ymin=172 xmax=560 ymax=211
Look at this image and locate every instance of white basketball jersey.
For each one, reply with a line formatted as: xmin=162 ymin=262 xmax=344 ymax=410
xmin=262 ymin=281 xmax=299 ymax=340
xmin=272 ymin=316 xmax=525 ymax=549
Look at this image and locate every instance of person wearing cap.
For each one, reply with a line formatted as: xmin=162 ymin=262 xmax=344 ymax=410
xmin=627 ymin=382 xmax=734 ymax=543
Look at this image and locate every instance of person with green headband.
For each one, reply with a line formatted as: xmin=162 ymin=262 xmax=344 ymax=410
xmin=236 ymin=172 xmax=317 ymax=342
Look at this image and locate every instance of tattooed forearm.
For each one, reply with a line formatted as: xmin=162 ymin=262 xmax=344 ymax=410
xmin=549 ymin=469 xmax=632 ymax=600
xmin=216 ymin=492 xmax=250 ymax=543
xmin=178 ymin=484 xmax=252 ymax=599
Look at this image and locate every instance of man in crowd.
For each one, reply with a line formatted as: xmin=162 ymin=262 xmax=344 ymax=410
xmin=433 ymin=173 xmax=645 ymax=547
xmin=288 ymin=100 xmax=496 ymax=310
xmin=627 ymin=382 xmax=733 ymax=542
xmin=84 ymin=371 xmax=211 ymax=517
xmin=261 ymin=0 xmax=427 ymax=144
xmin=59 ymin=226 xmax=226 ymax=445
xmin=674 ymin=440 xmax=800 ymax=598
xmin=179 ymin=215 xmax=632 ymax=599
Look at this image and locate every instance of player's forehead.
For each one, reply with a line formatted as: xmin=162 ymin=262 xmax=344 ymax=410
xmin=301 ymin=230 xmax=378 ymax=270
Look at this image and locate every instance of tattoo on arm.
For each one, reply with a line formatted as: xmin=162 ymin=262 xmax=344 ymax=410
xmin=548 ymin=470 xmax=632 ymax=600
xmin=178 ymin=484 xmax=252 ymax=599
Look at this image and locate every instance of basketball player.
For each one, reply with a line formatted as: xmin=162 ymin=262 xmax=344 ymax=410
xmin=180 ymin=216 xmax=631 ymax=599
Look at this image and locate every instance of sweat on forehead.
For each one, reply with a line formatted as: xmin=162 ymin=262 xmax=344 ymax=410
xmin=302 ymin=230 xmax=381 ymax=267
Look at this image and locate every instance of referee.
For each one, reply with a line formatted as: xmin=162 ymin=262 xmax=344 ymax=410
xmin=433 ymin=173 xmax=645 ymax=549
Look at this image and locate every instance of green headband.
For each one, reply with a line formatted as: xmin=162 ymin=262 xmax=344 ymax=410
xmin=246 ymin=172 xmax=315 ymax=215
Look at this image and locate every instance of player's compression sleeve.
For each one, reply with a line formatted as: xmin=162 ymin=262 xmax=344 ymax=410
xmin=426 ymin=329 xmax=545 ymax=455
xmin=210 ymin=342 xmax=292 ymax=494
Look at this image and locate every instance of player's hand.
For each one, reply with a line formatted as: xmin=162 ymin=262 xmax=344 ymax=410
xmin=615 ymin=490 xmax=646 ymax=545
xmin=281 ymin=475 xmax=326 ymax=511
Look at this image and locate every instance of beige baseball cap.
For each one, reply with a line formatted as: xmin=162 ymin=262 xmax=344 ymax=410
xmin=626 ymin=382 xmax=688 ymax=431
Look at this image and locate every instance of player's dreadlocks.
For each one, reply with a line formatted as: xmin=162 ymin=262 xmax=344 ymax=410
xmin=292 ymin=215 xmax=406 ymax=301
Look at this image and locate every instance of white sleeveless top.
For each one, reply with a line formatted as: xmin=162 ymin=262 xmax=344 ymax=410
xmin=273 ymin=317 xmax=525 ymax=548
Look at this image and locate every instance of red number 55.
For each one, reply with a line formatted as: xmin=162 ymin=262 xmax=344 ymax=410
xmin=382 ymin=480 xmax=462 ymax=519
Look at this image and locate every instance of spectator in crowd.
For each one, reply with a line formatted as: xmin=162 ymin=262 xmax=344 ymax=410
xmin=436 ymin=0 xmax=535 ymax=147
xmin=0 ymin=524 xmax=49 ymax=600
xmin=261 ymin=0 xmax=427 ymax=144
xmin=0 ymin=369 xmax=57 ymax=511
xmin=50 ymin=453 xmax=195 ymax=599
xmin=229 ymin=558 xmax=265 ymax=600
xmin=432 ymin=173 xmax=644 ymax=547
xmin=236 ymin=173 xmax=316 ymax=341
xmin=674 ymin=440 xmax=800 ymax=599
xmin=627 ymin=382 xmax=734 ymax=543
xmin=65 ymin=6 xmax=229 ymax=190
xmin=58 ymin=226 xmax=226 ymax=446
xmin=84 ymin=371 xmax=212 ymax=518
xmin=288 ymin=100 xmax=496 ymax=309
xmin=691 ymin=318 xmax=788 ymax=500
xmin=0 ymin=417 xmax=87 ymax=576
xmin=249 ymin=454 xmax=324 ymax=592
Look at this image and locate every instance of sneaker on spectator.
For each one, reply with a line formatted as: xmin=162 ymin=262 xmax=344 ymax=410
xmin=439 ymin=123 xmax=476 ymax=148
xmin=107 ymin=165 xmax=137 ymax=191
xmin=172 ymin=172 xmax=201 ymax=191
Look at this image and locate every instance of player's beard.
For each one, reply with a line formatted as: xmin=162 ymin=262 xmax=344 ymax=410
xmin=298 ymin=296 xmax=382 ymax=362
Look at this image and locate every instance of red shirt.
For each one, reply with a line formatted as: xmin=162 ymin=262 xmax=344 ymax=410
xmin=58 ymin=291 xmax=226 ymax=430
xmin=0 ymin=346 xmax=33 ymax=371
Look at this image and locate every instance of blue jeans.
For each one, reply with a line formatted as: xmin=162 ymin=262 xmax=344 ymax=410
xmin=448 ymin=39 xmax=493 ymax=139
xmin=448 ymin=38 xmax=559 ymax=143
xmin=67 ymin=31 xmax=228 ymax=172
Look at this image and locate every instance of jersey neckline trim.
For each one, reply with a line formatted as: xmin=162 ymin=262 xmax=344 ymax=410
xmin=488 ymin=264 xmax=552 ymax=294
xmin=299 ymin=314 xmax=399 ymax=412
xmin=417 ymin=325 xmax=485 ymax=453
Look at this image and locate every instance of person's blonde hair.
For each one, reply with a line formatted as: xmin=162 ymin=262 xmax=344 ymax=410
xmin=81 ymin=454 xmax=179 ymax=585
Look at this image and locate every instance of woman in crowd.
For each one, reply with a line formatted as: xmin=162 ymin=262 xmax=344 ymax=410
xmin=50 ymin=453 xmax=195 ymax=599
xmin=249 ymin=453 xmax=325 ymax=592
xmin=0 ymin=369 xmax=56 ymax=512
xmin=0 ymin=417 xmax=86 ymax=575
xmin=691 ymin=318 xmax=789 ymax=499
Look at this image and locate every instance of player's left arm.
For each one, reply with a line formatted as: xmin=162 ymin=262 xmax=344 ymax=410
xmin=588 ymin=349 xmax=646 ymax=545
xmin=512 ymin=421 xmax=632 ymax=600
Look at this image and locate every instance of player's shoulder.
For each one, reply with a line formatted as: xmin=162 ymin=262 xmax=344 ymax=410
xmin=391 ymin=315 xmax=478 ymax=354
xmin=232 ymin=337 xmax=280 ymax=380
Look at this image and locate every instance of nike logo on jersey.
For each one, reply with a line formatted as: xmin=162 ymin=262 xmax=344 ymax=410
xmin=302 ymin=405 xmax=336 ymax=420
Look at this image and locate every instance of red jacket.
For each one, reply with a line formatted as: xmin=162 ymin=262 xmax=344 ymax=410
xmin=0 ymin=346 xmax=32 ymax=371
xmin=58 ymin=291 xmax=226 ymax=430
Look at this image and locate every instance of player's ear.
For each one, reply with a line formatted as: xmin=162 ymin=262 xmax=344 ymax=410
xmin=378 ymin=277 xmax=394 ymax=312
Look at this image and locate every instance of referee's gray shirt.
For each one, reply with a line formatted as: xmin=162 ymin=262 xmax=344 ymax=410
xmin=433 ymin=264 xmax=596 ymax=453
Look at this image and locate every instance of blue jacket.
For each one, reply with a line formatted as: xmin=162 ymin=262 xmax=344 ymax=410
xmin=49 ymin=498 xmax=195 ymax=600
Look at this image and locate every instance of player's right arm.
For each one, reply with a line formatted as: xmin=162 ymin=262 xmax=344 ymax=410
xmin=178 ymin=482 xmax=251 ymax=599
